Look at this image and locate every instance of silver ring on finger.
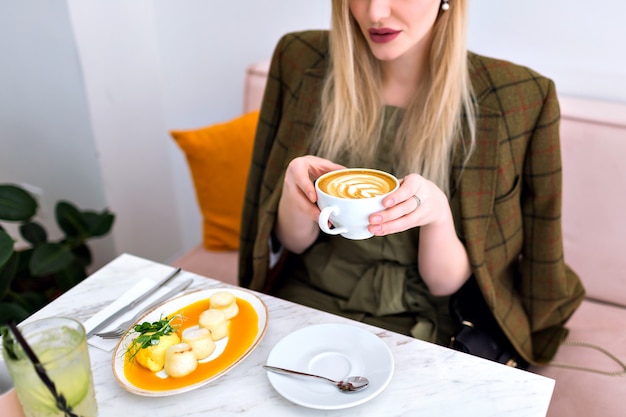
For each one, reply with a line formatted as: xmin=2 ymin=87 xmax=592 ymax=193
xmin=413 ymin=195 xmax=422 ymax=211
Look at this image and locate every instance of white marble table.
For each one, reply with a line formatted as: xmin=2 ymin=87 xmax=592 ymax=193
xmin=23 ymin=254 xmax=554 ymax=417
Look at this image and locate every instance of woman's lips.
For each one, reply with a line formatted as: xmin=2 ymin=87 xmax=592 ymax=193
xmin=368 ymin=28 xmax=400 ymax=44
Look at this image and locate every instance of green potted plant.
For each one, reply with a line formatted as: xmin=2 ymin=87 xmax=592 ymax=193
xmin=0 ymin=184 xmax=115 ymax=325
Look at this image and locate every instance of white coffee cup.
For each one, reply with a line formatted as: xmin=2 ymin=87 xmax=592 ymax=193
xmin=315 ymin=168 xmax=399 ymax=240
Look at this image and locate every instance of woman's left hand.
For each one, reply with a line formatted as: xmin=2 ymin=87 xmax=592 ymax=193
xmin=368 ymin=174 xmax=449 ymax=235
xmin=369 ymin=173 xmax=471 ymax=295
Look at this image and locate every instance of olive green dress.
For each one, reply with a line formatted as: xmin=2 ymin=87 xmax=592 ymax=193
xmin=274 ymin=107 xmax=460 ymax=345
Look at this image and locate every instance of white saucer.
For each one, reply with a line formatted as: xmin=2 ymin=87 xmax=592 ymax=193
xmin=265 ymin=323 xmax=394 ymax=410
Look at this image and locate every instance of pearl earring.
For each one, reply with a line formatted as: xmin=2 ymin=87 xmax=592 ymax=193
xmin=441 ymin=0 xmax=449 ymax=11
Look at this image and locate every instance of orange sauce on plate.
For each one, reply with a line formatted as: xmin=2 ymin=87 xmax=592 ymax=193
xmin=123 ymin=297 xmax=258 ymax=390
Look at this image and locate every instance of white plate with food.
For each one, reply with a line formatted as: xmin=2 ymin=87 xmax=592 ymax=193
xmin=265 ymin=323 xmax=394 ymax=409
xmin=112 ymin=288 xmax=268 ymax=396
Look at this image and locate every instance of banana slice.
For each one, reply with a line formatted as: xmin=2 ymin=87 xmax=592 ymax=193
xmin=210 ymin=291 xmax=239 ymax=320
xmin=198 ymin=308 xmax=229 ymax=341
xmin=182 ymin=326 xmax=216 ymax=360
xmin=164 ymin=343 xmax=198 ymax=378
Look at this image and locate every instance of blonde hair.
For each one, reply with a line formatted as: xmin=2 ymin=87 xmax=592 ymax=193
xmin=312 ymin=0 xmax=476 ymax=195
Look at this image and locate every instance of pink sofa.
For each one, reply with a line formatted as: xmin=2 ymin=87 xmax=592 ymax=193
xmin=173 ymin=61 xmax=626 ymax=416
xmin=529 ymin=96 xmax=626 ymax=417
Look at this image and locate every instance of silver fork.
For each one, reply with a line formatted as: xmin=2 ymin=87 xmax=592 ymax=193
xmin=95 ymin=278 xmax=193 ymax=339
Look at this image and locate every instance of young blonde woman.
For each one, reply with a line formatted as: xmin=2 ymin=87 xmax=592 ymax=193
xmin=239 ymin=0 xmax=584 ymax=367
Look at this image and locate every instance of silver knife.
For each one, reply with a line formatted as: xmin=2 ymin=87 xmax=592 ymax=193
xmin=86 ymin=267 xmax=182 ymax=337
xmin=94 ymin=278 xmax=193 ymax=337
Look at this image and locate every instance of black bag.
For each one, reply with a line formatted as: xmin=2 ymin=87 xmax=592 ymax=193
xmin=449 ymin=278 xmax=528 ymax=369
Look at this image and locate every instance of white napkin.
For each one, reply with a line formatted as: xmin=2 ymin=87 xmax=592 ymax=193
xmin=84 ymin=279 xmax=177 ymax=352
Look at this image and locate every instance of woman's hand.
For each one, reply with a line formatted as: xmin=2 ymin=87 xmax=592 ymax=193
xmin=369 ymin=174 xmax=448 ymax=234
xmin=369 ymin=174 xmax=472 ymax=295
xmin=275 ymin=156 xmax=346 ymax=254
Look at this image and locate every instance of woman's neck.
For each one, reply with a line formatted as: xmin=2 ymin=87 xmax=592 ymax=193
xmin=380 ymin=39 xmax=431 ymax=108
xmin=381 ymin=67 xmax=419 ymax=108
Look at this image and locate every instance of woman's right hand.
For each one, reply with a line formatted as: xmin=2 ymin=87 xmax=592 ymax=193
xmin=275 ymin=156 xmax=345 ymax=253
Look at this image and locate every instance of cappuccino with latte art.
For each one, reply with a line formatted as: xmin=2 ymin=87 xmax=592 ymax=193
xmin=315 ymin=168 xmax=399 ymax=240
xmin=317 ymin=169 xmax=396 ymax=199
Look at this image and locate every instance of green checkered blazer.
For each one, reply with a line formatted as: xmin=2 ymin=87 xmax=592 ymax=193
xmin=238 ymin=30 xmax=585 ymax=365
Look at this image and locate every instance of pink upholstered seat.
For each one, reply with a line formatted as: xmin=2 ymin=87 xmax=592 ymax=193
xmin=1 ymin=359 xmax=25 ymax=417
xmin=171 ymin=245 xmax=238 ymax=285
xmin=559 ymin=97 xmax=626 ymax=308
xmin=0 ymin=389 xmax=26 ymax=417
xmin=531 ymin=97 xmax=626 ymax=417
xmin=532 ymin=300 xmax=626 ymax=417
xmin=243 ymin=60 xmax=271 ymax=114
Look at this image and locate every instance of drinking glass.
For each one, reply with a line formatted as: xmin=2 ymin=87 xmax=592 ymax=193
xmin=2 ymin=317 xmax=98 ymax=417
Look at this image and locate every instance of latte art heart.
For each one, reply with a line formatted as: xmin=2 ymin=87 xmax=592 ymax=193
xmin=318 ymin=170 xmax=396 ymax=199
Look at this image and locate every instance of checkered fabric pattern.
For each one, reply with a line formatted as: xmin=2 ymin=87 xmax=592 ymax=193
xmin=238 ymin=30 xmax=585 ymax=365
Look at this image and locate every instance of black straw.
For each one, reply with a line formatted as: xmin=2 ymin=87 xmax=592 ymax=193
xmin=6 ymin=321 xmax=79 ymax=417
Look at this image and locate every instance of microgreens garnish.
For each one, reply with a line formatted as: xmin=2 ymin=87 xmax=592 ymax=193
xmin=125 ymin=315 xmax=181 ymax=361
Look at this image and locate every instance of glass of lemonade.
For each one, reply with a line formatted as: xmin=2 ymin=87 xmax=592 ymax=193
xmin=2 ymin=317 xmax=98 ymax=417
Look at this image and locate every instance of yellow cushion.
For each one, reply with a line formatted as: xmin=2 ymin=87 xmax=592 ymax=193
xmin=171 ymin=111 xmax=258 ymax=251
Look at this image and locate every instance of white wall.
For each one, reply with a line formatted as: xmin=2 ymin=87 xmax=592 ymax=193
xmin=152 ymin=1 xmax=332 ymax=258
xmin=468 ymin=1 xmax=626 ymax=103
xmin=1 ymin=1 xmax=624 ymax=273
xmin=66 ymin=0 xmax=332 ymax=267
xmin=67 ymin=0 xmax=185 ymax=266
xmin=0 ymin=0 xmax=116 ymax=268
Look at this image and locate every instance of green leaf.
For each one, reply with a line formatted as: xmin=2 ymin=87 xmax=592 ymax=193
xmin=15 ymin=249 xmax=33 ymax=277
xmin=55 ymin=201 xmax=88 ymax=238
xmin=83 ymin=210 xmax=115 ymax=237
xmin=0 ymin=185 xmax=38 ymax=221
xmin=29 ymin=243 xmax=74 ymax=276
xmin=0 ymin=253 xmax=18 ymax=299
xmin=19 ymin=221 xmax=48 ymax=246
xmin=0 ymin=229 xmax=15 ymax=269
xmin=71 ymin=243 xmax=92 ymax=268
xmin=12 ymin=291 xmax=48 ymax=311
xmin=0 ymin=302 xmax=30 ymax=326
xmin=53 ymin=260 xmax=87 ymax=291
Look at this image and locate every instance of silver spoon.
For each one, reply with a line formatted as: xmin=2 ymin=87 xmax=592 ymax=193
xmin=263 ymin=365 xmax=369 ymax=393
